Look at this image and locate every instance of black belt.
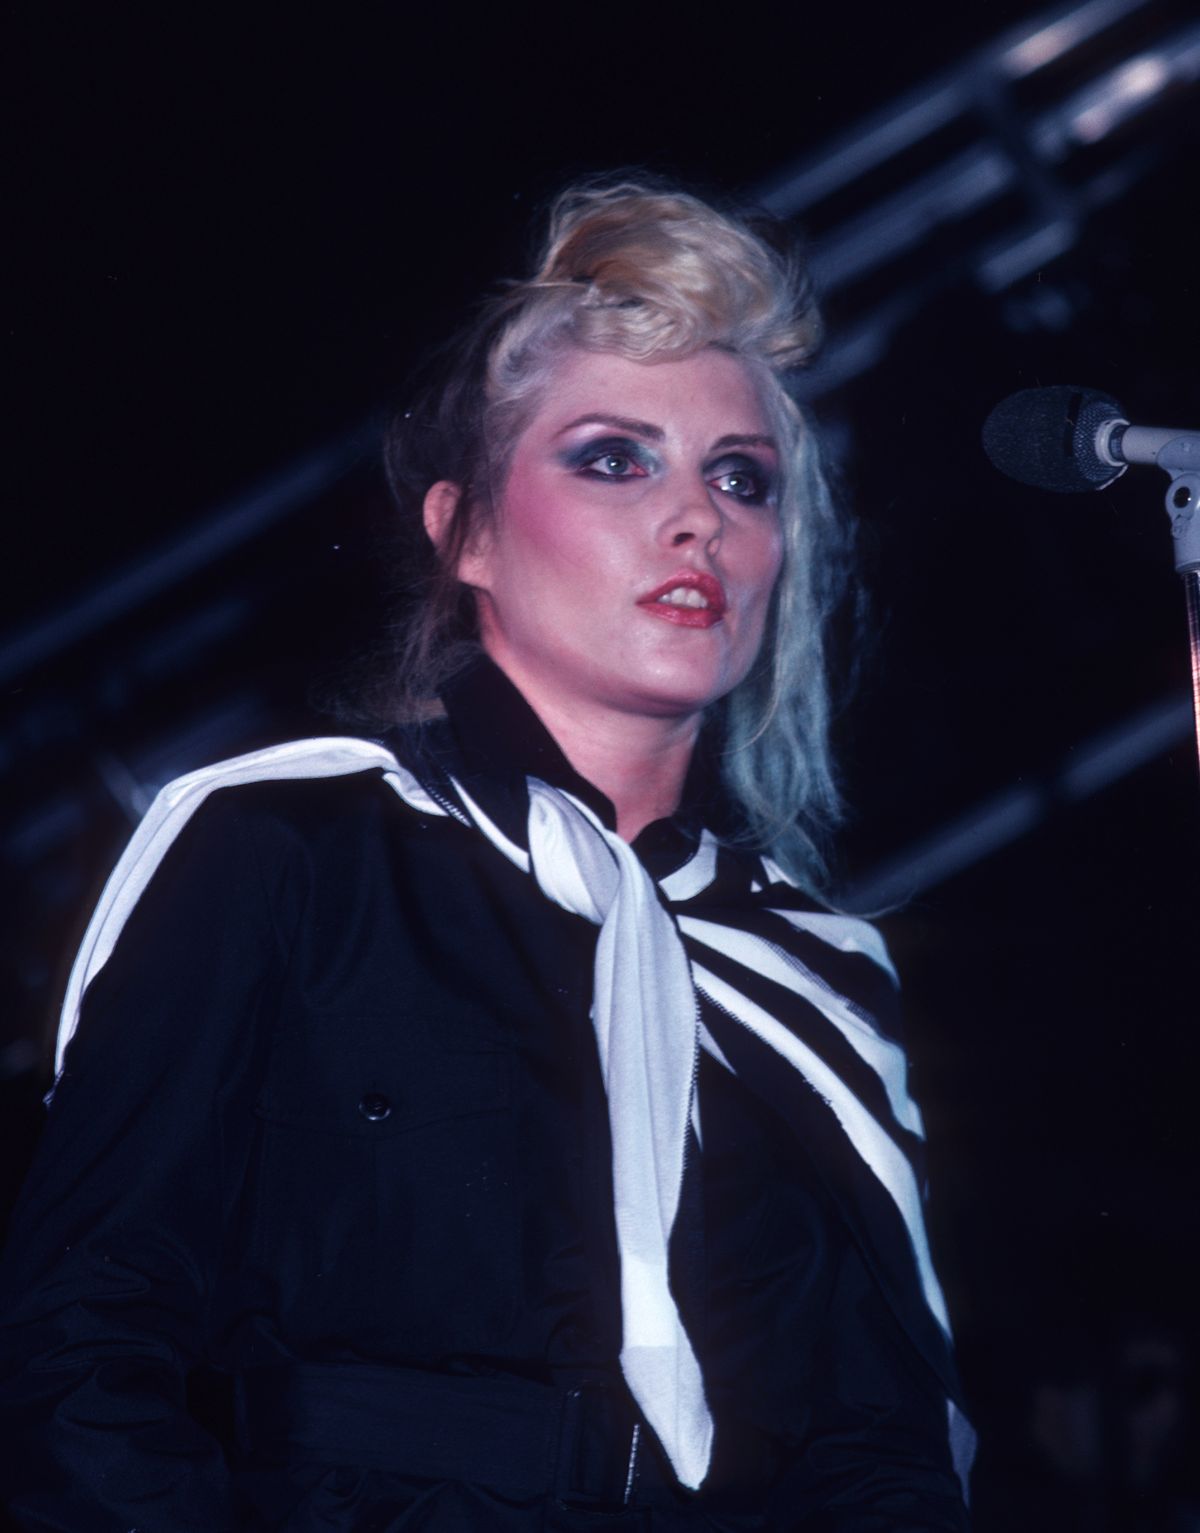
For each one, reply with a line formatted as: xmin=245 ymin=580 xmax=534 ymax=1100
xmin=238 ymin=1363 xmax=661 ymax=1511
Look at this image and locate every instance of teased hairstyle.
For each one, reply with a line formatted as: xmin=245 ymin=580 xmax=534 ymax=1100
xmin=381 ymin=178 xmax=854 ymax=892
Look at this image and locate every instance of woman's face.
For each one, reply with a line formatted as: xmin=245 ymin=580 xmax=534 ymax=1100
xmin=451 ymin=347 xmax=784 ymax=731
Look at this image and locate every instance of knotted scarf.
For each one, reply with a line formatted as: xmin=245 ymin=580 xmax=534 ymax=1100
xmin=54 ymin=737 xmax=973 ymax=1493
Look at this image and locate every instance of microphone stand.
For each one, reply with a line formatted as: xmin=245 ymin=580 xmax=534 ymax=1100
xmin=1156 ymin=436 xmax=1200 ymax=773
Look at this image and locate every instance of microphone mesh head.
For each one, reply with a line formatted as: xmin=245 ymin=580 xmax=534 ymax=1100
xmin=982 ymin=386 xmax=1126 ymax=493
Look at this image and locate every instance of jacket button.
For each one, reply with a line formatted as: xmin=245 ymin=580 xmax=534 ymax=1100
xmin=358 ymin=1092 xmax=392 ymax=1122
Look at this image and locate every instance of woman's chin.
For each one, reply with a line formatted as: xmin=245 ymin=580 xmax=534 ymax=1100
xmin=613 ymin=666 xmax=743 ymax=721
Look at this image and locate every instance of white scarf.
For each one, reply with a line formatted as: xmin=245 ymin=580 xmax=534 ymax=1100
xmin=54 ymin=737 xmax=970 ymax=1493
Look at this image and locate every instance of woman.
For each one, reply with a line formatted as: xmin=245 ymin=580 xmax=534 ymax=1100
xmin=0 ymin=181 xmax=973 ymax=1529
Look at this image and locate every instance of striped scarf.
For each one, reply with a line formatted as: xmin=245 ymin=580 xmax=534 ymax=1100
xmin=55 ymin=736 xmax=972 ymax=1493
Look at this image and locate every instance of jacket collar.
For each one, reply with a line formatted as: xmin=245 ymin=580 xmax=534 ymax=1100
xmin=401 ymin=654 xmax=740 ymax=880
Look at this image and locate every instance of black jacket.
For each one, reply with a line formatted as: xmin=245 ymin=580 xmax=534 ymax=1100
xmin=0 ymin=661 xmax=970 ymax=1530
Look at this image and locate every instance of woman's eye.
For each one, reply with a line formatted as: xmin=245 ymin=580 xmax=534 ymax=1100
xmin=585 ymin=451 xmax=642 ymax=478
xmin=710 ymin=467 xmax=768 ymax=503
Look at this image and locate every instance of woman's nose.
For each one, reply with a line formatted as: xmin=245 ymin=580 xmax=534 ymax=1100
xmin=663 ymin=486 xmax=723 ymax=549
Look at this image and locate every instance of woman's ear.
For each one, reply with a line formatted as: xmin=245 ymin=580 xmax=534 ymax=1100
xmin=423 ymin=479 xmax=493 ymax=590
xmin=422 ymin=480 xmax=462 ymax=554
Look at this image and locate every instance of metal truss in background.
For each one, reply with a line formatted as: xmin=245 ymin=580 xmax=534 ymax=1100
xmin=840 ymin=690 xmax=1193 ymax=912
xmin=756 ymin=0 xmax=1200 ymax=395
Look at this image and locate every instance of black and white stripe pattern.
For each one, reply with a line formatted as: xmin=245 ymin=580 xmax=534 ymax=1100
xmin=54 ymin=737 xmax=971 ymax=1494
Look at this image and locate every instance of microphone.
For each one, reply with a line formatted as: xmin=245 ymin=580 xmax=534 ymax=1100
xmin=982 ymin=391 xmax=1200 ymax=767
xmin=982 ymin=385 xmax=1197 ymax=495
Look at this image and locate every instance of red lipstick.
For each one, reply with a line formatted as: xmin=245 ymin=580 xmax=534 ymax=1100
xmin=636 ymin=571 xmax=727 ymax=629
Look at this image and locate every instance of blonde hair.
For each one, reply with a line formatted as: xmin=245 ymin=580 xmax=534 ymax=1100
xmin=382 ymin=178 xmax=852 ymax=892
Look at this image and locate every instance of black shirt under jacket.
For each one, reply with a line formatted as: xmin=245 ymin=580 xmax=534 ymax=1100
xmin=0 ymin=658 xmax=969 ymax=1531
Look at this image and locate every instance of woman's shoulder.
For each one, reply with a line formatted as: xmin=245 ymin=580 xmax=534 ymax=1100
xmin=53 ymin=737 xmax=435 ymax=1076
xmin=143 ymin=732 xmax=440 ymax=856
xmin=109 ymin=732 xmax=463 ymax=933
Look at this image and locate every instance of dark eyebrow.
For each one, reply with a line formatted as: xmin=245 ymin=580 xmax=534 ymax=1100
xmin=555 ymin=413 xmax=665 ymax=441
xmin=710 ymin=433 xmax=778 ymax=452
xmin=555 ymin=417 xmax=777 ymax=453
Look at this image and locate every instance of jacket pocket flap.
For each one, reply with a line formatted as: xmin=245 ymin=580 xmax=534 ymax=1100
xmin=255 ymin=1032 xmax=511 ymax=1138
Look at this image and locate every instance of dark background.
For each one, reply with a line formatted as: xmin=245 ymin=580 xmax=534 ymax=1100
xmin=5 ymin=2 xmax=1199 ymax=1525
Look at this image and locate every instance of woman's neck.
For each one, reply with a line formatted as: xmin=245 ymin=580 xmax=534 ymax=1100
xmin=505 ymin=684 xmax=700 ymax=843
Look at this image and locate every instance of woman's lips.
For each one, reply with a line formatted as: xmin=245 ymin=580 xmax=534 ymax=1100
xmin=636 ymin=571 xmax=727 ymax=629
